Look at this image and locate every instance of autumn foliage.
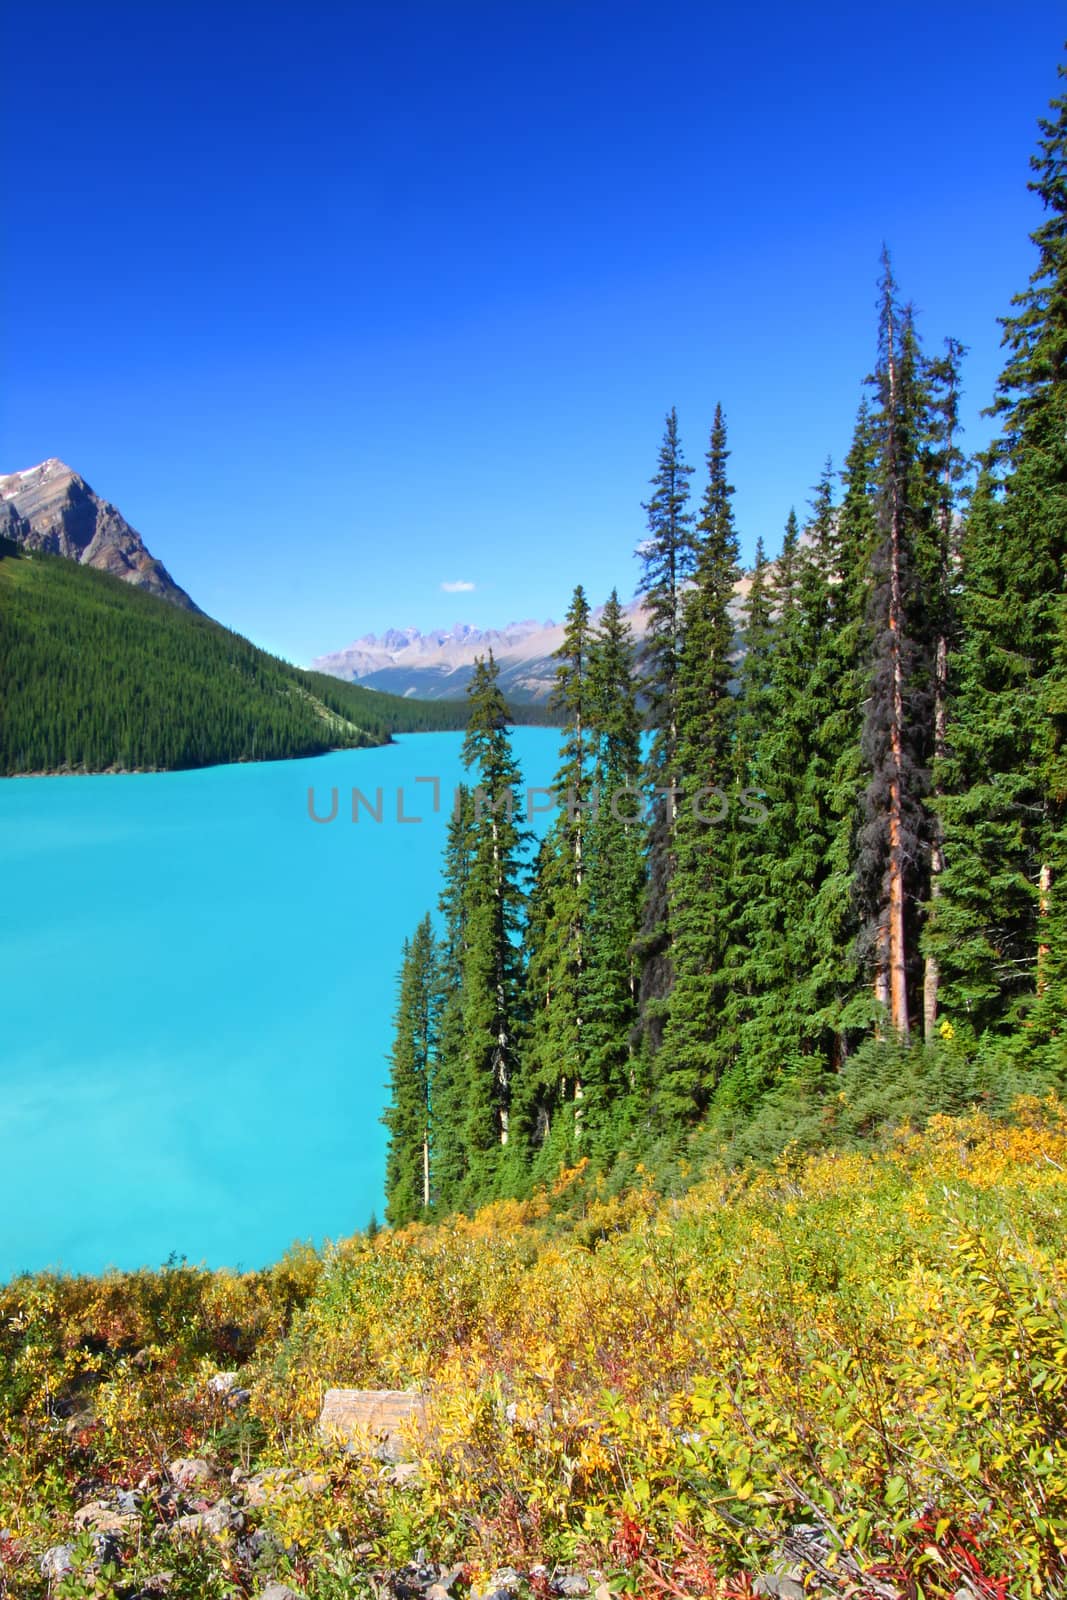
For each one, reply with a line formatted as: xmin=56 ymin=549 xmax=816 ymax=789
xmin=2 ymin=1102 xmax=1067 ymax=1597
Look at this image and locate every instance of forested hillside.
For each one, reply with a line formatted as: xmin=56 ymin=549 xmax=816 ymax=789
xmin=0 ymin=541 xmax=471 ymax=775
xmin=384 ymin=67 xmax=1067 ymax=1220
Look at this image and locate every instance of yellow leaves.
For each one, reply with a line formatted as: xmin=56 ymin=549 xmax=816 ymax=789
xmin=11 ymin=1107 xmax=1067 ymax=1592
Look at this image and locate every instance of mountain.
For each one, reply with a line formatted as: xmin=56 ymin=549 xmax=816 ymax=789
xmin=312 ymin=604 xmax=652 ymax=703
xmin=0 ymin=458 xmax=198 ymax=611
xmin=311 ymin=579 xmax=757 ymax=705
xmin=0 ymin=538 xmax=469 ymax=776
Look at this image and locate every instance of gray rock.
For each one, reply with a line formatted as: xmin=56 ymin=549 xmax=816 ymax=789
xmin=471 ymin=1571 xmax=524 ymax=1600
xmin=40 ymin=1544 xmax=75 ymax=1580
xmin=553 ymin=1579 xmax=590 ymax=1598
xmin=0 ymin=459 xmax=198 ymax=610
xmin=754 ymin=1579 xmax=805 ymax=1600
xmin=256 ymin=1586 xmax=304 ymax=1600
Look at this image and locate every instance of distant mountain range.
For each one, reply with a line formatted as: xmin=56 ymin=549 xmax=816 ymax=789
xmin=312 ymin=576 xmax=757 ymax=705
xmin=0 ymin=459 xmax=198 ymax=611
xmin=312 ymin=604 xmax=654 ymax=704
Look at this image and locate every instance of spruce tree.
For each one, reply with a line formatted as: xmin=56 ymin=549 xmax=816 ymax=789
xmin=920 ymin=337 xmax=967 ymax=1039
xmin=932 ymin=69 xmax=1067 ymax=1057
xmin=517 ymin=586 xmax=595 ymax=1174
xmin=458 ymin=652 xmax=528 ymax=1201
xmin=431 ymin=786 xmax=475 ymax=1211
xmin=633 ymin=409 xmax=696 ymax=1054
xmin=658 ymin=405 xmax=740 ymax=1124
xmin=382 ymin=915 xmax=442 ymax=1226
xmin=583 ymin=589 xmax=646 ymax=1158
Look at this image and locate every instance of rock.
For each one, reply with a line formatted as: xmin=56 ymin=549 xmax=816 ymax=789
xmin=135 ymin=1575 xmax=174 ymax=1596
xmin=594 ymin=1586 xmax=613 ymax=1600
xmin=40 ymin=1544 xmax=75 ymax=1580
xmin=754 ymin=1580 xmax=806 ymax=1600
xmin=256 ymin=1586 xmax=305 ymax=1600
xmin=425 ymin=1588 xmax=451 ymax=1600
xmin=242 ymin=1467 xmax=329 ymax=1508
xmin=470 ymin=1571 xmax=524 ymax=1600
xmin=0 ymin=460 xmax=199 ymax=610
xmin=175 ymin=1499 xmax=244 ymax=1537
xmin=73 ymin=1499 xmax=139 ymax=1535
xmin=386 ymin=1461 xmax=421 ymax=1488
xmin=318 ymin=1388 xmax=429 ymax=1462
xmin=207 ymin=1371 xmax=250 ymax=1407
xmin=115 ymin=1488 xmax=143 ymax=1515
xmin=391 ymin=1558 xmax=444 ymax=1598
xmin=64 ymin=1408 xmax=100 ymax=1440
xmin=168 ymin=1457 xmax=212 ymax=1492
xmin=553 ymin=1580 xmax=590 ymax=1598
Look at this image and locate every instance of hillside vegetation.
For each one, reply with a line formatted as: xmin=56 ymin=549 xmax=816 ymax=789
xmin=0 ymin=540 xmax=470 ymax=775
xmin=0 ymin=1103 xmax=1065 ymax=1598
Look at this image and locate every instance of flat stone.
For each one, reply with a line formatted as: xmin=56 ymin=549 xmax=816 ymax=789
xmin=318 ymin=1388 xmax=428 ymax=1462
xmin=256 ymin=1586 xmax=305 ymax=1600
xmin=553 ymin=1580 xmax=590 ymax=1598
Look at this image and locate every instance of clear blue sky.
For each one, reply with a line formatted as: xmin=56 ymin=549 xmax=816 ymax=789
xmin=2 ymin=2 xmax=1063 ymax=664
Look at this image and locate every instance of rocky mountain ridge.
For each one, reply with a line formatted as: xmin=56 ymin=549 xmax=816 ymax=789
xmin=312 ymin=602 xmax=652 ymax=704
xmin=0 ymin=458 xmax=198 ymax=611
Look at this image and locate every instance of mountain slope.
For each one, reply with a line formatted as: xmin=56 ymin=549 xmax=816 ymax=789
xmin=0 ymin=540 xmax=468 ymax=776
xmin=0 ymin=458 xmax=198 ymax=611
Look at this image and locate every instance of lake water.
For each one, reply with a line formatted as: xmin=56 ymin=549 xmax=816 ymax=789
xmin=0 ymin=729 xmax=562 ymax=1280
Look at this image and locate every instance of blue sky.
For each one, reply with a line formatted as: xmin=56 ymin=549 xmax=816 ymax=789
xmin=2 ymin=2 xmax=1063 ymax=664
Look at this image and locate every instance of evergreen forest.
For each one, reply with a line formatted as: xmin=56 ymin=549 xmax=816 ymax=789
xmin=384 ymin=68 xmax=1067 ymax=1222
xmin=0 ymin=542 xmax=483 ymax=775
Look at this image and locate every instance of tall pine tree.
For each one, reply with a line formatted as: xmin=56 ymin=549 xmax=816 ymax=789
xmin=634 ymin=409 xmax=696 ymax=1056
xmin=383 ymin=914 xmax=442 ymax=1225
xmin=932 ymin=70 xmax=1067 ymax=1061
xmin=658 ymin=405 xmax=740 ymax=1124
xmin=458 ymin=652 xmax=528 ymax=1202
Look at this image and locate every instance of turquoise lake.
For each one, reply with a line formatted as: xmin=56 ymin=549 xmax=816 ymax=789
xmin=0 ymin=729 xmax=562 ymax=1281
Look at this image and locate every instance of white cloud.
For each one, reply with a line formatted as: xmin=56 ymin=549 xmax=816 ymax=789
xmin=440 ymin=579 xmax=476 ymax=593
